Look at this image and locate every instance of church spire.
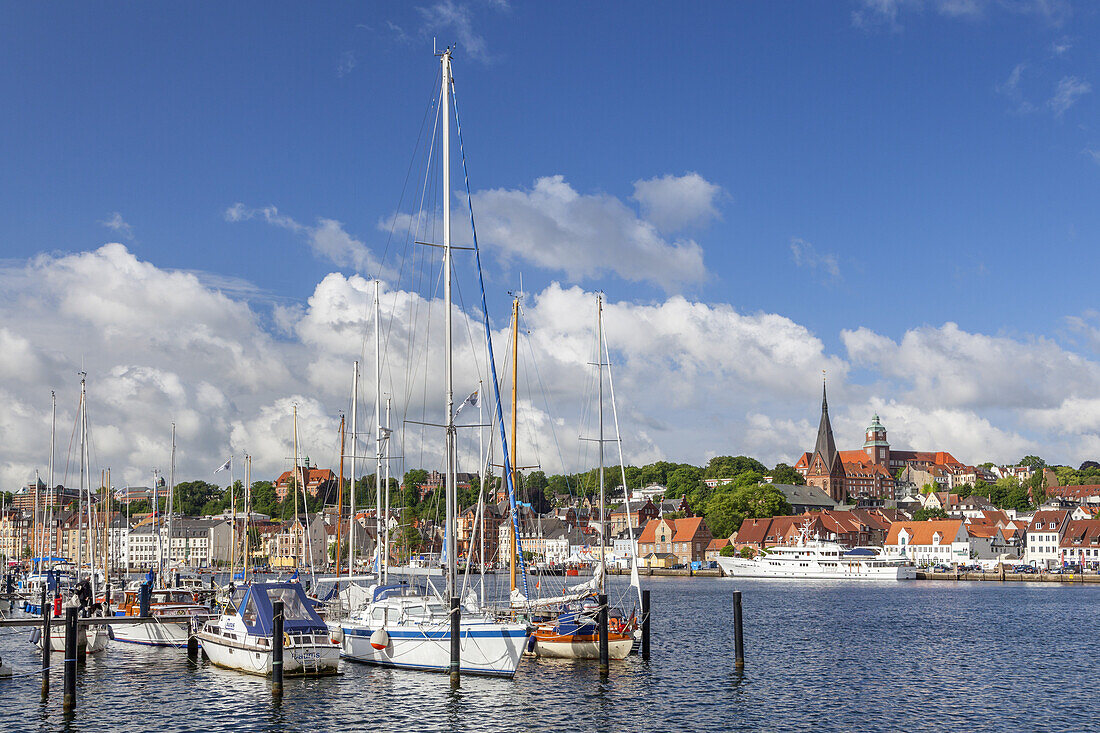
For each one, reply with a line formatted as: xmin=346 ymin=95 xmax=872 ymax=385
xmin=813 ymin=377 xmax=838 ymax=470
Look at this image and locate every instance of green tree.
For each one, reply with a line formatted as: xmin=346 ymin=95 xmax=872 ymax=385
xmin=705 ymin=483 xmax=792 ymax=540
xmin=913 ymin=507 xmax=948 ymax=521
xmin=738 ymin=546 xmax=756 ymax=559
xmin=956 ymin=483 xmax=973 ymax=499
xmin=1018 ymin=455 xmax=1046 ymax=469
xmin=770 ymin=463 xmax=804 ymax=485
xmin=719 ymin=544 xmax=736 ymax=557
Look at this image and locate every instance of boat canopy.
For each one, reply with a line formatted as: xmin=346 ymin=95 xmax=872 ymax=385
xmin=237 ymin=582 xmax=328 ymax=636
xmin=843 ymin=548 xmax=876 ymax=556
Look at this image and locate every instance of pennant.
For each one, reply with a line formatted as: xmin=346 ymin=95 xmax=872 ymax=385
xmin=214 ymin=457 xmax=232 ymax=474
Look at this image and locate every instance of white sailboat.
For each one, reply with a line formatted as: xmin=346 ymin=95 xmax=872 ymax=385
xmin=338 ymin=47 xmax=529 ymax=678
xmin=38 ymin=374 xmax=109 ymax=654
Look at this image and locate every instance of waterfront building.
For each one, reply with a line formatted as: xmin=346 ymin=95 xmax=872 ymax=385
xmin=636 ymin=516 xmax=713 ymax=565
xmin=705 ymin=537 xmax=730 ymax=561
xmin=1058 ymin=519 xmax=1100 ymax=568
xmin=884 ymin=520 xmax=971 ymax=565
xmin=766 ymin=484 xmax=839 ymax=514
xmin=1024 ymin=509 xmax=1071 ymax=569
xmin=11 ymin=481 xmax=84 ymax=511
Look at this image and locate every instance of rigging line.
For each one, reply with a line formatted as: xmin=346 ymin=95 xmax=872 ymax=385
xmin=451 ymin=78 xmax=529 ymax=600
xmin=603 ymin=324 xmax=644 ymax=610
xmin=519 ymin=306 xmax=574 ymax=495
xmin=373 ymin=69 xmax=444 ymax=283
xmin=365 ymin=72 xmax=442 ymax=376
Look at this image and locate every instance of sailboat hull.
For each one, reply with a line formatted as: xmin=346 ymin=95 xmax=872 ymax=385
xmin=340 ymin=621 xmax=529 ymax=677
xmin=532 ymin=634 xmax=633 ymax=660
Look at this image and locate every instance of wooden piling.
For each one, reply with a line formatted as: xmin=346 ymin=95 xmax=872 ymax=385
xmin=62 ymin=606 xmax=77 ymax=712
xmin=598 ymin=593 xmax=609 ymax=676
xmin=733 ymin=590 xmax=745 ymax=670
xmin=641 ymin=589 xmax=651 ymax=660
xmin=271 ymin=599 xmax=284 ymax=696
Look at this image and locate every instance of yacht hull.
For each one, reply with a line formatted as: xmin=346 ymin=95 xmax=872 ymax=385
xmin=340 ymin=622 xmax=528 ymax=677
xmin=111 ymin=620 xmax=191 ymax=647
xmin=717 ymin=556 xmax=916 ymax=580
xmin=197 ymin=632 xmax=340 ymax=676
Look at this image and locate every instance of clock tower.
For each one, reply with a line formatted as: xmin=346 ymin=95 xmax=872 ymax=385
xmin=863 ymin=414 xmax=890 ymax=468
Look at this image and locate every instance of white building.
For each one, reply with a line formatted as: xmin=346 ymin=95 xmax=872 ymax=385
xmin=884 ymin=520 xmax=971 ymax=566
xmin=1024 ymin=509 xmax=1070 ymax=569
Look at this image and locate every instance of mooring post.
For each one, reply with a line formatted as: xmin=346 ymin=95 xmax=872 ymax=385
xmin=138 ymin=583 xmax=151 ymax=618
xmin=733 ymin=590 xmax=745 ymax=670
xmin=641 ymin=589 xmax=651 ymax=660
xmin=271 ymin=599 xmax=284 ymax=696
xmin=62 ymin=606 xmax=78 ymax=712
xmin=598 ymin=593 xmax=610 ymax=677
xmin=449 ymin=596 xmax=461 ymax=688
xmin=41 ymin=584 xmax=51 ymax=696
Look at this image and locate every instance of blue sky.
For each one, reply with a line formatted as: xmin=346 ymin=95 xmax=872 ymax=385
xmin=1 ymin=1 xmax=1099 ymax=486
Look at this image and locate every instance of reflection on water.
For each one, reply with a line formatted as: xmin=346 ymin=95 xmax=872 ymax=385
xmin=1 ymin=578 xmax=1098 ymax=732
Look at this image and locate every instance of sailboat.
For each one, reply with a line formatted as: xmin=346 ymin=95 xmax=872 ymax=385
xmin=526 ymin=295 xmax=638 ymax=660
xmin=337 ymin=47 xmax=529 ymax=678
xmin=37 ymin=374 xmax=109 ymax=654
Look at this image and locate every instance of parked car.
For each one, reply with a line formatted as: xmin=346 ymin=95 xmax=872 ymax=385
xmin=932 ymin=564 xmax=952 ymax=573
xmin=670 ymin=563 xmax=686 ymax=570
xmin=1013 ymin=565 xmax=1038 ymax=574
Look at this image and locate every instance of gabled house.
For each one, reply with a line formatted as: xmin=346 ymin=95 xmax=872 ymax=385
xmin=884 ymin=520 xmax=970 ymax=566
xmin=1025 ymin=509 xmax=1071 ymax=569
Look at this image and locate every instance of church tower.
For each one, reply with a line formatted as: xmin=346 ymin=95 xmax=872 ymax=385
xmin=805 ymin=381 xmax=846 ymax=503
xmin=863 ymin=414 xmax=890 ymax=467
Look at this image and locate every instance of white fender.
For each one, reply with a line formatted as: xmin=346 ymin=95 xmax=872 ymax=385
xmin=370 ymin=628 xmax=389 ymax=650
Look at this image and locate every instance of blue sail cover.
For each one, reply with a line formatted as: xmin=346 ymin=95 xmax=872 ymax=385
xmin=237 ymin=582 xmax=328 ymax=637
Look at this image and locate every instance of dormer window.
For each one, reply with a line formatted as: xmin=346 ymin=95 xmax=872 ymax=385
xmin=1049 ymin=523 xmax=1056 ymax=529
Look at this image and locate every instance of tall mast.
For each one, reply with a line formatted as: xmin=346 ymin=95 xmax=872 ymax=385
xmin=374 ymin=280 xmax=384 ymax=576
xmin=33 ymin=468 xmax=40 ymax=573
xmin=509 ymin=297 xmax=519 ymax=592
xmin=167 ymin=423 xmax=175 ymax=585
xmin=292 ymin=404 xmax=301 ymax=569
xmin=48 ymin=391 xmax=56 ymax=564
xmin=244 ymin=454 xmax=251 ymax=582
xmin=152 ymin=468 xmax=160 ymax=582
xmin=597 ymin=294 xmax=607 ymax=593
xmin=442 ymin=47 xmax=457 ymax=601
xmin=230 ymin=450 xmax=236 ymax=580
xmin=349 ymin=361 xmax=359 ymax=572
xmin=478 ymin=378 xmax=485 ymax=605
xmin=336 ymin=414 xmax=345 ymax=580
xmin=383 ymin=395 xmax=391 ymax=584
xmin=77 ymin=373 xmax=86 ymax=583
xmin=103 ymin=467 xmax=109 ymax=591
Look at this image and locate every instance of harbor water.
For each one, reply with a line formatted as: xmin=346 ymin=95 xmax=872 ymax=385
xmin=0 ymin=576 xmax=1096 ymax=732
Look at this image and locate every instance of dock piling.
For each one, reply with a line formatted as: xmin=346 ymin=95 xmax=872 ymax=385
xmin=641 ymin=589 xmax=651 ymax=660
xmin=733 ymin=590 xmax=745 ymax=670
xmin=62 ymin=606 xmax=77 ymax=712
xmin=40 ymin=585 xmax=50 ymax=696
xmin=449 ymin=597 xmax=461 ymax=688
xmin=271 ymin=599 xmax=284 ymax=696
xmin=597 ymin=593 xmax=609 ymax=677
xmin=187 ymin=632 xmax=199 ymax=664
xmin=138 ymin=583 xmax=151 ymax=618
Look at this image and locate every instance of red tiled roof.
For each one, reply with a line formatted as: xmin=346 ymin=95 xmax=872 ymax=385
xmin=1060 ymin=519 xmax=1100 ymax=548
xmin=672 ymin=517 xmax=708 ymax=542
xmin=886 ymin=520 xmax=965 ymax=546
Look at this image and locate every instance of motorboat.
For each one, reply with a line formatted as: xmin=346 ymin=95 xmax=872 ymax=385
xmin=110 ymin=587 xmax=216 ymax=647
xmin=196 ymin=582 xmax=339 ymax=676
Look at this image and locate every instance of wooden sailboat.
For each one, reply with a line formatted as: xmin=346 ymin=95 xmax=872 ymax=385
xmin=528 ymin=295 xmax=636 ymax=660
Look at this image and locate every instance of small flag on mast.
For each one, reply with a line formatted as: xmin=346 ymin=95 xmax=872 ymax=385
xmin=214 ymin=457 xmax=232 ymax=475
xmin=454 ymin=388 xmax=479 ymax=418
